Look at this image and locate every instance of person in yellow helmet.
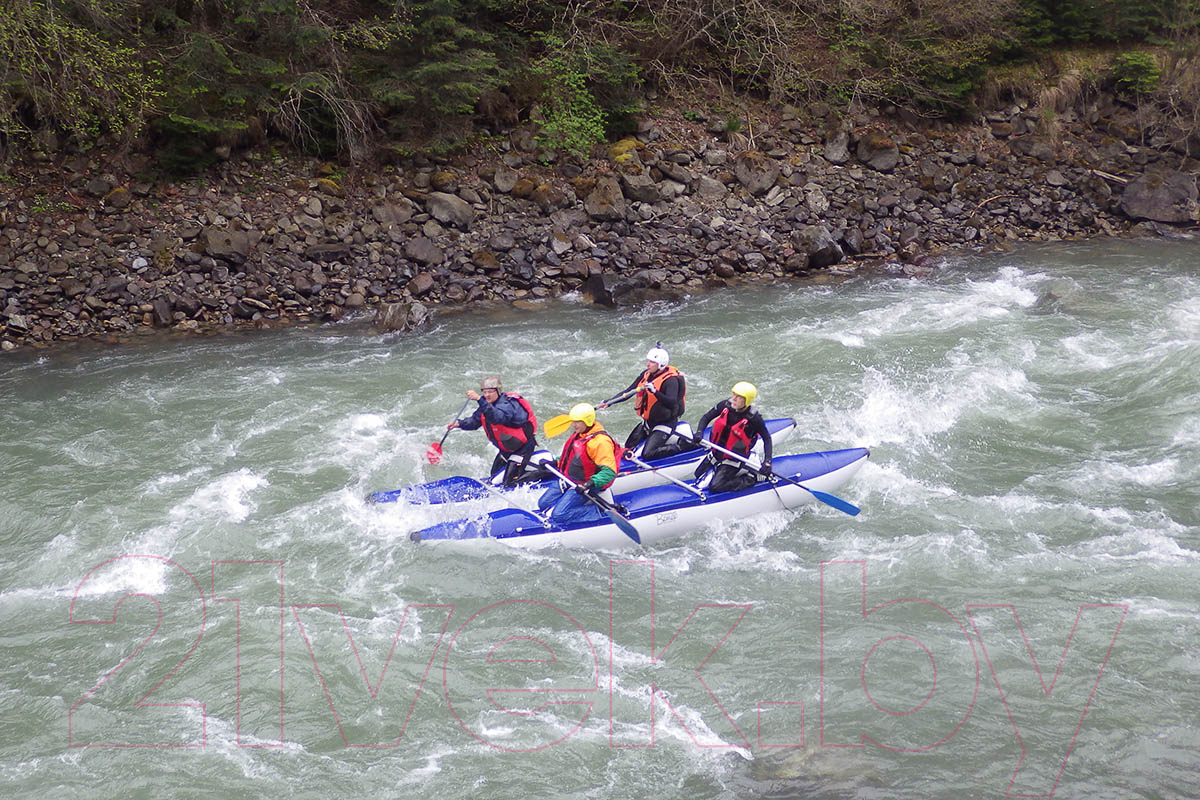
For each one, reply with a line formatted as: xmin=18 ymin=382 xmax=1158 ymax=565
xmin=692 ymin=381 xmax=773 ymax=493
xmin=537 ymin=403 xmax=621 ymax=523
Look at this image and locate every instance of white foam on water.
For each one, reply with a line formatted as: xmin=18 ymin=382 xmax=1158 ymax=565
xmin=850 ymin=461 xmax=956 ymax=506
xmin=200 ymin=710 xmax=302 ymax=778
xmin=168 ymin=468 xmax=268 ymax=524
xmin=1066 ymin=457 xmax=1180 ymax=490
xmin=62 ymin=429 xmax=120 ymax=467
xmin=67 ymin=553 xmax=170 ymax=597
xmin=698 ymin=514 xmax=808 ymax=574
xmin=833 ymin=363 xmax=1032 ymax=446
xmin=395 ymin=747 xmax=456 ymax=781
xmin=139 ymin=467 xmax=209 ymax=496
xmin=1059 ymin=331 xmax=1124 ymax=370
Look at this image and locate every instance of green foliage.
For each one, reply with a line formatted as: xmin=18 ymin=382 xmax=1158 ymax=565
xmin=0 ymin=0 xmax=1196 ymax=163
xmin=1111 ymin=51 xmax=1162 ymax=95
xmin=529 ymin=36 xmax=606 ymax=156
xmin=0 ymin=0 xmax=161 ymax=143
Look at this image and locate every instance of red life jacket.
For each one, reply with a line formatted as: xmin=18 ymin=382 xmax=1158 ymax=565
xmin=711 ymin=406 xmax=756 ymax=459
xmin=482 ymin=393 xmax=537 ymax=454
xmin=633 ymin=365 xmax=686 ymax=421
xmin=558 ymin=427 xmax=622 ymax=488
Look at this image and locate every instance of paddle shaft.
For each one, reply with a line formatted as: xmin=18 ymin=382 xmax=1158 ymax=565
xmin=544 ymin=387 xmax=641 ymax=438
xmin=624 ymin=453 xmax=705 ymax=498
xmin=439 ymin=397 xmax=474 ymax=445
xmin=599 ymin=386 xmax=639 ymax=406
xmin=695 ymin=438 xmax=861 ymax=516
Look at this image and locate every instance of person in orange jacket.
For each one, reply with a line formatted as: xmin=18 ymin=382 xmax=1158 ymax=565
xmin=537 ymin=403 xmax=620 ymax=523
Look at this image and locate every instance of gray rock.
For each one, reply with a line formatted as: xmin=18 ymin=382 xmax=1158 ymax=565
xmin=791 ymin=225 xmax=844 ymax=267
xmin=824 ymin=129 xmax=851 ymax=165
xmin=407 ymin=272 xmax=436 ymax=296
xmin=856 ymin=133 xmax=900 ymax=172
xmin=1120 ymin=170 xmax=1199 ymax=223
xmin=493 ymin=166 xmax=519 ymax=193
xmin=733 ymin=151 xmax=781 ymax=195
xmin=584 ymin=176 xmax=627 ymax=221
xmin=426 ymin=191 xmax=474 ymax=230
xmin=200 ymin=228 xmax=251 ymax=265
xmin=371 ymin=199 xmax=415 ymax=226
xmin=404 ymin=236 xmax=445 ymax=265
xmin=696 ymin=176 xmax=728 ymax=200
xmin=620 ymin=172 xmax=663 ymax=203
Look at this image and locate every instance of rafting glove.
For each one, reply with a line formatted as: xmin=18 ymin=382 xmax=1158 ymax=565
xmin=758 ymin=460 xmax=773 ymax=476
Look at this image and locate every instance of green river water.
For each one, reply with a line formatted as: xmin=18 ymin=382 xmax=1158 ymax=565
xmin=1 ymin=239 xmax=1197 ymax=799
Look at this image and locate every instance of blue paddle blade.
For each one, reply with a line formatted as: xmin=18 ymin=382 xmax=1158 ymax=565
xmin=802 ymin=486 xmax=861 ymax=516
xmin=606 ymin=510 xmax=641 ymax=544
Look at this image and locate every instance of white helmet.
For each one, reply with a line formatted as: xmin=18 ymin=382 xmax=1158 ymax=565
xmin=645 ymin=346 xmax=669 ymax=367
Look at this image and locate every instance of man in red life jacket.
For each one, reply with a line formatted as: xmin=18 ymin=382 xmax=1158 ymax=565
xmin=537 ymin=403 xmax=621 ymax=523
xmin=597 ymin=344 xmax=690 ymax=460
xmin=693 ymin=381 xmax=773 ymax=493
xmin=446 ymin=376 xmax=540 ymax=486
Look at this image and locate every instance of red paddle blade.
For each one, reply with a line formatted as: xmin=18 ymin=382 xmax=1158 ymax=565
xmin=425 ymin=442 xmax=443 ymax=464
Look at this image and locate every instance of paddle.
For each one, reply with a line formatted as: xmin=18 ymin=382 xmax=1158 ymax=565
xmin=543 ymin=388 xmax=640 ymax=438
xmin=694 ymin=438 xmax=861 ymax=516
xmin=541 ymin=462 xmax=641 ymax=544
xmin=624 ymin=453 xmax=705 ymax=498
xmin=426 ymin=398 xmax=473 ymax=464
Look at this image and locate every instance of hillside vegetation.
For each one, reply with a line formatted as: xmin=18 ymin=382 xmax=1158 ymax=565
xmin=2 ymin=0 xmax=1199 ymax=168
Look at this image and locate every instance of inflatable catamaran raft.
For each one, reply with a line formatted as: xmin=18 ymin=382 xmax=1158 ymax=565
xmin=409 ymin=446 xmax=870 ymax=549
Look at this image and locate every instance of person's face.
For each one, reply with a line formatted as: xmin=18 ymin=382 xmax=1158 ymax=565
xmin=645 ymin=359 xmax=660 ymax=374
xmin=481 ymin=387 xmax=500 ymax=402
xmin=730 ymin=393 xmax=747 ymax=411
xmin=571 ymin=420 xmax=589 ymax=435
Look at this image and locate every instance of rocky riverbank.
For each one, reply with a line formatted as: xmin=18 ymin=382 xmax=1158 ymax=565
xmin=2 ymin=95 xmax=1198 ymax=352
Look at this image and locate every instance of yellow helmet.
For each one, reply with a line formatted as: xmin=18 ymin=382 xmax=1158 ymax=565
xmin=568 ymin=402 xmax=596 ymax=427
xmin=731 ymin=381 xmax=758 ymax=406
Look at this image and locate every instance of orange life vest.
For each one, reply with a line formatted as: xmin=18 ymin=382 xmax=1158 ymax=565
xmin=633 ymin=365 xmax=686 ymax=422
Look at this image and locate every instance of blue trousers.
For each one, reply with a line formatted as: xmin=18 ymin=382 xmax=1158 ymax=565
xmin=537 ymin=484 xmax=606 ymax=524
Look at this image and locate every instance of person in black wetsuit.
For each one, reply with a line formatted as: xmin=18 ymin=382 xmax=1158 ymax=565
xmin=597 ymin=344 xmax=689 ymax=460
xmin=692 ymin=381 xmax=773 ymax=493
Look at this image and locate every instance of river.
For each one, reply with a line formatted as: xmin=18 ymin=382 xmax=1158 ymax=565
xmin=1 ymin=239 xmax=1197 ymax=799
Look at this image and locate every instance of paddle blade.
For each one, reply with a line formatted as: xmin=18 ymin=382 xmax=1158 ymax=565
xmin=806 ymin=487 xmax=861 ymax=516
xmin=544 ymin=414 xmax=573 ymax=437
xmin=425 ymin=442 xmax=443 ymax=464
xmin=607 ymin=510 xmax=641 ymax=544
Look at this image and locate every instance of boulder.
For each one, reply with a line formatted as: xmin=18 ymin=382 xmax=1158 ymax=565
xmin=426 ymin=191 xmax=474 ymax=230
xmin=790 ymin=225 xmax=844 ymax=268
xmin=584 ymin=176 xmax=627 ymax=221
xmin=732 ymin=151 xmax=780 ymax=195
xmin=620 ymin=171 xmax=663 ymax=203
xmin=404 ymin=236 xmax=445 ymax=265
xmin=406 ymin=273 xmax=436 ymax=296
xmin=824 ymin=129 xmax=851 ymax=165
xmin=856 ymin=132 xmax=900 ymax=172
xmin=493 ymin=166 xmax=519 ymax=193
xmin=371 ymin=199 xmax=415 ymax=225
xmin=1120 ymin=170 xmax=1200 ymax=223
xmin=374 ymin=301 xmax=429 ymax=332
xmin=199 ymin=228 xmax=251 ymax=265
